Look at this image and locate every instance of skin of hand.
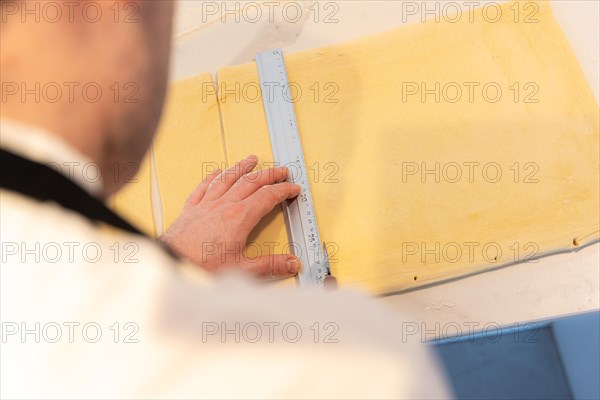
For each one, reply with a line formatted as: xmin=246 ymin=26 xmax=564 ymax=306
xmin=159 ymin=155 xmax=302 ymax=280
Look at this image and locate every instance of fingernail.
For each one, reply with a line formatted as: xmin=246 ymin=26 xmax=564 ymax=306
xmin=287 ymin=256 xmax=301 ymax=274
xmin=324 ymin=276 xmax=338 ymax=291
xmin=247 ymin=155 xmax=258 ymax=162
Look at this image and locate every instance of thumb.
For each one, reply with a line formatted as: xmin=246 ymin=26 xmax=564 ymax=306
xmin=242 ymin=254 xmax=301 ymax=280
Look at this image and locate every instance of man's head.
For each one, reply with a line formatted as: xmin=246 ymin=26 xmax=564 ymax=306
xmin=0 ymin=0 xmax=175 ymax=196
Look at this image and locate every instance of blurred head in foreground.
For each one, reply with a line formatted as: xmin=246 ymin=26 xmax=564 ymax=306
xmin=0 ymin=0 xmax=175 ymax=196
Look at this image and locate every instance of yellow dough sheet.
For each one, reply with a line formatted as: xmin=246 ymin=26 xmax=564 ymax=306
xmin=111 ymin=1 xmax=598 ymax=294
xmin=110 ymin=74 xmax=226 ymax=236
xmin=217 ymin=1 xmax=600 ymax=293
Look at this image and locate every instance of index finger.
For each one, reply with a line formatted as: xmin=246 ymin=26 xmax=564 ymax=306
xmin=243 ymin=182 xmax=301 ymax=226
xmin=226 ymin=166 xmax=289 ymax=202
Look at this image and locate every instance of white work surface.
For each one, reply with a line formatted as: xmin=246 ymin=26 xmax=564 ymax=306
xmin=170 ymin=1 xmax=599 ymax=334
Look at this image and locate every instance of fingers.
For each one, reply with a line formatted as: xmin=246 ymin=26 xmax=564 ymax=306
xmin=225 ymin=166 xmax=289 ymax=201
xmin=184 ymin=169 xmax=222 ymax=208
xmin=204 ymin=156 xmax=258 ymax=201
xmin=241 ymin=254 xmax=301 ymax=280
xmin=244 ymin=182 xmax=301 ymax=226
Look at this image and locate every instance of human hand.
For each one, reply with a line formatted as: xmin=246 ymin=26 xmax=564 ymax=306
xmin=159 ymin=155 xmax=302 ymax=280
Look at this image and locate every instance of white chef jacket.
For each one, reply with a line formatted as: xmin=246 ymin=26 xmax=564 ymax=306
xmin=0 ymin=118 xmax=450 ymax=399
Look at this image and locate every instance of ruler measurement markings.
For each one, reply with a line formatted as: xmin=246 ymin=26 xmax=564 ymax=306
xmin=256 ymin=49 xmax=326 ymax=287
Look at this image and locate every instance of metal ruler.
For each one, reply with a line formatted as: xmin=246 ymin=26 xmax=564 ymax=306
xmin=256 ymin=49 xmax=330 ymax=288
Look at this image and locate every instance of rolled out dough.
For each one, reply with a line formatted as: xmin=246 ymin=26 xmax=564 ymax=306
xmin=217 ymin=1 xmax=599 ymax=293
xmin=112 ymin=1 xmax=599 ymax=294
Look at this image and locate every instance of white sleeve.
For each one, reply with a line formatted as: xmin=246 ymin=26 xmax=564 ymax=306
xmin=1 ymin=193 xmax=450 ymax=399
